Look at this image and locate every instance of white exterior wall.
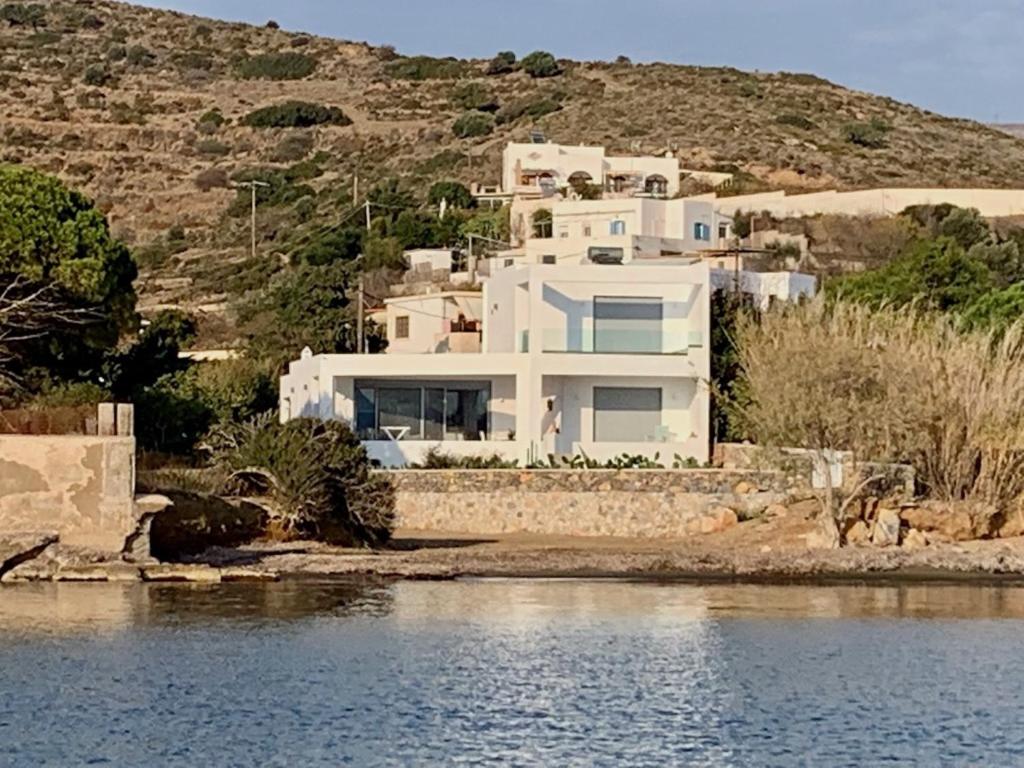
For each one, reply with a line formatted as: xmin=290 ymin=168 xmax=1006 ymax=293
xmin=709 ymin=269 xmax=818 ymax=310
xmin=385 ymin=293 xmax=482 ymax=355
xmin=715 ymin=188 xmax=1024 ymax=219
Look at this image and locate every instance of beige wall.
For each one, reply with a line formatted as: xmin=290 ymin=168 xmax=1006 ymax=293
xmin=390 ymin=469 xmax=797 ymax=538
xmin=715 ymin=188 xmax=1024 ymax=219
xmin=0 ymin=436 xmax=137 ymax=552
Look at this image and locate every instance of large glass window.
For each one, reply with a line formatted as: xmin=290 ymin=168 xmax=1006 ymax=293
xmin=593 ymin=296 xmax=663 ymax=353
xmin=377 ymin=388 xmax=422 ymax=440
xmin=593 ymin=387 xmax=662 ymax=443
xmin=354 ymin=381 xmax=491 ymax=441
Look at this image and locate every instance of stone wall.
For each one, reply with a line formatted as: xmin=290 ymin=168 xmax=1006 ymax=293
xmin=388 ymin=469 xmax=801 ymax=538
xmin=0 ymin=435 xmax=138 ymax=552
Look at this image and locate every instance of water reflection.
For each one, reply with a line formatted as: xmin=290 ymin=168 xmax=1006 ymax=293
xmin=3 ymin=580 xmax=1024 ymax=637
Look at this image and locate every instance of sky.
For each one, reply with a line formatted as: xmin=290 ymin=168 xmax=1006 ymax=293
xmin=135 ymin=0 xmax=1024 ymax=122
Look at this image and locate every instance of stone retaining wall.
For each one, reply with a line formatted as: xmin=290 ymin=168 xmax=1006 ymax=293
xmin=0 ymin=435 xmax=138 ymax=552
xmin=387 ymin=469 xmax=803 ymax=538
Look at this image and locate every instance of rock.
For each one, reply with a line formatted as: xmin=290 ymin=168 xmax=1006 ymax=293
xmin=0 ymin=531 xmax=58 ymax=579
xmin=54 ymin=563 xmax=141 ymax=582
xmin=872 ymin=508 xmax=902 ymax=547
xmin=997 ymin=506 xmax=1024 ymax=539
xmin=788 ymin=498 xmax=823 ymax=519
xmin=764 ymin=503 xmax=788 ymax=519
xmin=125 ymin=494 xmax=173 ymax=563
xmin=700 ymin=506 xmax=739 ymax=534
xmin=141 ymin=564 xmax=222 ymax=583
xmin=901 ymin=501 xmax=999 ymax=542
xmin=733 ymin=481 xmax=758 ymax=495
xmin=759 ymin=545 xmax=773 ymax=554
xmin=902 ymin=529 xmax=929 ymax=551
xmin=844 ymin=520 xmax=870 ymax=545
xmin=220 ymin=567 xmax=280 ymax=582
xmin=806 ymin=516 xmax=841 ymax=550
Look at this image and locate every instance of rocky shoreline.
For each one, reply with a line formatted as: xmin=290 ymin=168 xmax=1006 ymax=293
xmin=7 ymin=528 xmax=1024 ymax=586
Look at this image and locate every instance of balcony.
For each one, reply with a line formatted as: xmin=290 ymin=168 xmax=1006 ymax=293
xmin=518 ymin=328 xmax=703 ymax=355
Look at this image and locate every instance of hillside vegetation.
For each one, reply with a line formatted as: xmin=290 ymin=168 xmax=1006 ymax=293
xmin=3 ymin=0 xmax=1024 ymax=344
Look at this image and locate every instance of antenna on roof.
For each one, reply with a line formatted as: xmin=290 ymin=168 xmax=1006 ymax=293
xmin=530 ymin=129 xmax=547 ymax=144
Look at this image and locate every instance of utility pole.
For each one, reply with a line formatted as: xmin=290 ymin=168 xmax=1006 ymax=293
xmin=364 ymin=200 xmax=372 ymax=231
xmin=356 ymin=274 xmax=365 ymax=354
xmin=234 ymin=180 xmax=269 ymax=259
xmin=352 ymin=173 xmax=359 ymax=206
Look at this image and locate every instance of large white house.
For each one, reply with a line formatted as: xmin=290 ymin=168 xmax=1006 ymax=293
xmin=280 ymin=261 xmax=711 ymax=468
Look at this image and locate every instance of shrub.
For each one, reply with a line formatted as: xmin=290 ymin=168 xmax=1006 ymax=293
xmin=126 ymin=44 xmax=156 ymax=67
xmin=487 ymin=50 xmax=516 ymax=75
xmin=450 ymin=81 xmax=498 ymax=112
xmin=106 ymin=44 xmax=126 ymax=62
xmin=209 ymin=413 xmax=395 ymax=545
xmin=196 ymin=108 xmax=226 ymax=133
xmin=82 ymin=64 xmax=110 ymax=86
xmin=776 ymin=113 xmax=817 ymax=131
xmin=843 ymin=118 xmax=890 ymax=149
xmin=271 ymin=131 xmax=314 ymax=162
xmin=520 ymin=50 xmax=560 ymax=78
xmin=411 ymin=447 xmax=517 ymax=469
xmin=195 ymin=139 xmax=230 ymax=157
xmin=452 ymin=111 xmax=494 ymax=138
xmin=486 ymin=50 xmax=517 ymax=75
xmin=735 ymin=299 xmax=1024 ymax=512
xmin=0 ymin=4 xmax=44 ymax=28
xmin=236 ymin=52 xmax=317 ymax=80
xmin=242 ymin=100 xmax=351 ymax=128
xmin=495 ymin=96 xmax=562 ymax=124
xmin=173 ymin=50 xmax=214 ymax=72
xmin=195 ymin=167 xmax=229 ymax=191
xmin=384 ymin=55 xmax=467 ymax=80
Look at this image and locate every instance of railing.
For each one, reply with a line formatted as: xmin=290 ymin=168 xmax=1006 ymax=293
xmin=539 ymin=328 xmax=703 ymax=355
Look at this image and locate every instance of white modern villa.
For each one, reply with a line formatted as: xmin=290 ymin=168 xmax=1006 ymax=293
xmin=280 ymin=260 xmax=711 ymax=468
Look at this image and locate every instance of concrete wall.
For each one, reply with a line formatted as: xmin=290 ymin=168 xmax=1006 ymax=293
xmin=714 ymin=188 xmax=1024 ymax=219
xmin=389 ymin=469 xmax=797 ymax=538
xmin=0 ymin=435 xmax=137 ymax=552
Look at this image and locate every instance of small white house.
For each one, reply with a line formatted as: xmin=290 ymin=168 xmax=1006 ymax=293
xmin=384 ymin=292 xmax=483 ymax=355
xmin=280 ymin=261 xmax=711 ymax=468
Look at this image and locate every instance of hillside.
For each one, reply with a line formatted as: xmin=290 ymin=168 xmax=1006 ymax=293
xmin=3 ymin=0 xmax=1024 ymax=344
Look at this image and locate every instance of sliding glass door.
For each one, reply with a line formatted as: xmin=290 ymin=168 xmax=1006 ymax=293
xmin=353 ymin=380 xmax=491 ymax=441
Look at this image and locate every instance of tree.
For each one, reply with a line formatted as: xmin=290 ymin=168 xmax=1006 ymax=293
xmin=450 ymin=82 xmax=498 ymax=113
xmin=236 ymin=261 xmax=378 ymax=365
xmin=520 ymin=51 xmax=561 ymax=78
xmin=104 ymin=309 xmax=196 ymax=399
xmin=961 ymin=283 xmax=1024 ymax=334
xmin=0 ymin=165 xmax=137 ymax=394
xmin=452 ymin=111 xmax=495 ymax=138
xmin=828 ymin=237 xmax=994 ymax=313
xmin=428 ymin=181 xmax=475 ymax=210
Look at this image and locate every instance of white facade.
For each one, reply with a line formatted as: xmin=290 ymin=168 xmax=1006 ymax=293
xmin=383 ymin=292 xmax=483 ymax=355
xmin=280 ymin=262 xmax=712 ymax=468
xmin=501 ymin=142 xmax=683 ymax=199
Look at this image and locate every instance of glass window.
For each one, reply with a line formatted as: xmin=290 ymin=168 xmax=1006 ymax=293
xmin=542 ymin=254 xmax=556 ymax=265
xmin=446 ymin=388 xmax=489 ymax=441
xmin=395 ymin=316 xmax=410 ymax=339
xmin=694 ymin=222 xmax=710 ymax=241
xmin=593 ymin=296 xmax=663 ymax=353
xmin=593 ymin=387 xmax=662 ymax=442
xmin=355 ymin=387 xmax=376 ymax=438
xmin=424 ymin=388 xmax=445 ymax=440
xmin=377 ymin=388 xmax=422 ymax=439
xmin=609 ymin=220 xmax=626 ymax=235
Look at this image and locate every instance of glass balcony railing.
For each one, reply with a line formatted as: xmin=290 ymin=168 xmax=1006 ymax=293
xmin=537 ymin=328 xmax=703 ymax=355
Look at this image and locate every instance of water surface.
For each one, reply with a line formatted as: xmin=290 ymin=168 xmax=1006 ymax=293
xmin=2 ymin=580 xmax=1023 ymax=766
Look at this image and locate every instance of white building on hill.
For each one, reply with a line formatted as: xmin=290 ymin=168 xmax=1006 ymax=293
xmin=280 ymin=261 xmax=711 ymax=468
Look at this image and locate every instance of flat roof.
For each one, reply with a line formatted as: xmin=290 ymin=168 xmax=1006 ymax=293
xmin=384 ymin=290 xmax=483 ymax=304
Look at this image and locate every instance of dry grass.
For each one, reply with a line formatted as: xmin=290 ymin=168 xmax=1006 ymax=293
xmin=736 ymin=300 xmax=1024 ymax=509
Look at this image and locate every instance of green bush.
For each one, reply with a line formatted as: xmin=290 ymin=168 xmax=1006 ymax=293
xmin=195 ymin=167 xmax=229 ymax=191
xmin=271 ymin=132 xmax=314 ymax=162
xmin=496 ymin=96 xmax=562 ymax=124
xmin=776 ymin=113 xmax=817 ymax=131
xmin=236 ymin=51 xmax=317 ymax=80
xmin=520 ymin=50 xmax=561 ymax=78
xmin=209 ymin=414 xmax=395 ymax=545
xmin=126 ymin=44 xmax=156 ymax=67
xmin=106 ymin=44 xmax=126 ymax=62
xmin=450 ymin=81 xmax=498 ymax=112
xmin=82 ymin=64 xmax=111 ymax=87
xmin=486 ymin=50 xmax=517 ymax=75
xmin=452 ymin=111 xmax=494 ymax=138
xmin=843 ymin=118 xmax=890 ymax=149
xmin=173 ymin=50 xmax=214 ymax=72
xmin=384 ymin=55 xmax=467 ymax=80
xmin=0 ymin=4 xmax=44 ymax=27
xmin=411 ymin=447 xmax=517 ymax=469
xmin=242 ymin=100 xmax=351 ymax=128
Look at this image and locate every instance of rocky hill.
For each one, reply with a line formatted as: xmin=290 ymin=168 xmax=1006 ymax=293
xmin=3 ymin=0 xmax=1024 ymax=344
